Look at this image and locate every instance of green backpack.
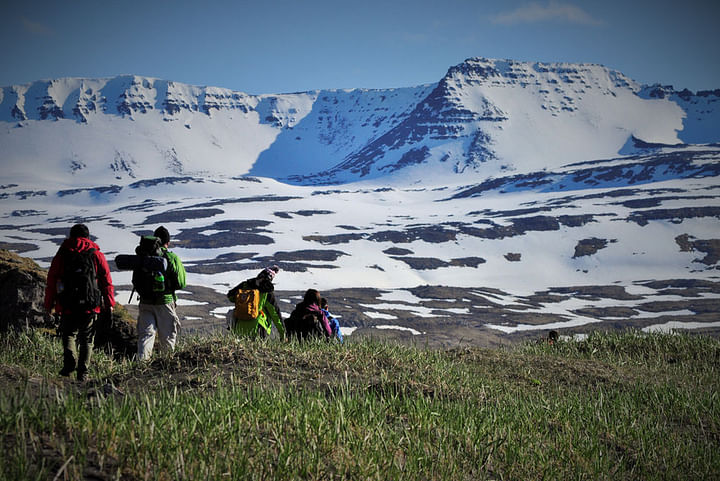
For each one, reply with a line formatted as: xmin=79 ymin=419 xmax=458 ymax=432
xmin=131 ymin=236 xmax=170 ymax=299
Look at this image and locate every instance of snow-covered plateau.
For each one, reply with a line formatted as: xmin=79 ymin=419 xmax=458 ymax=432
xmin=1 ymin=57 xmax=719 ymax=346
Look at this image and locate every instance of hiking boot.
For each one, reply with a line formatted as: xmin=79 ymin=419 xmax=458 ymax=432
xmin=77 ymin=371 xmax=88 ymax=382
xmin=59 ymin=368 xmax=74 ymax=377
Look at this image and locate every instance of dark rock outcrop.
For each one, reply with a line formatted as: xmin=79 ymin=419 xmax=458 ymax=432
xmin=0 ymin=249 xmax=48 ymax=331
xmin=94 ymin=307 xmax=138 ymax=356
xmin=573 ymin=238 xmax=616 ymax=258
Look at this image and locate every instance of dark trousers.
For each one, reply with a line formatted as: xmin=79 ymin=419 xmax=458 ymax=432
xmin=60 ymin=312 xmax=96 ymax=376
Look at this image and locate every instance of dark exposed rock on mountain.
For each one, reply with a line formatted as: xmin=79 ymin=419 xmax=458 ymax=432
xmin=450 ymin=148 xmax=720 ymax=199
xmin=183 ymin=249 xmax=348 ymax=275
xmin=573 ymin=238 xmax=616 ymax=258
xmin=628 ymin=206 xmax=720 ymax=226
xmin=391 ymin=256 xmax=486 ymax=270
xmin=675 ymin=234 xmax=720 ymax=266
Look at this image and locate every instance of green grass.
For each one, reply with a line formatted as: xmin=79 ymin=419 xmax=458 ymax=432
xmin=1 ymin=329 xmax=719 ymax=480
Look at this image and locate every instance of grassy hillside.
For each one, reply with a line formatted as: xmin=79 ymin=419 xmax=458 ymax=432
xmin=1 ymin=329 xmax=719 ymax=480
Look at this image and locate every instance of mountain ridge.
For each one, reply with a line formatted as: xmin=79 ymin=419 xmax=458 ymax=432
xmin=3 ymin=58 xmax=719 ymax=122
xmin=1 ymin=57 xmax=718 ymax=187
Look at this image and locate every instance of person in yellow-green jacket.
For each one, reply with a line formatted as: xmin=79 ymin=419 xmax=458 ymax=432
xmin=226 ymin=265 xmax=285 ymax=339
xmin=136 ymin=226 xmax=187 ymax=360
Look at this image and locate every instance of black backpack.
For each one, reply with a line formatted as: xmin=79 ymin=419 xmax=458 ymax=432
xmin=286 ymin=306 xmax=327 ymax=341
xmin=58 ymin=248 xmax=102 ymax=311
xmin=131 ymin=236 xmax=170 ymax=299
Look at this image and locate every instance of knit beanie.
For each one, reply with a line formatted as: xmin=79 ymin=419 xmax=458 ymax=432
xmin=258 ymin=265 xmax=280 ymax=281
xmin=154 ymin=226 xmax=171 ymax=245
xmin=69 ymin=224 xmax=90 ymax=239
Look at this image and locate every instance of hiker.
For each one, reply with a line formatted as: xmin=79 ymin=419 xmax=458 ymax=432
xmin=226 ymin=265 xmax=285 ymax=338
xmin=286 ymin=289 xmax=332 ymax=341
xmin=135 ymin=226 xmax=186 ymax=361
xmin=321 ymin=297 xmax=343 ymax=343
xmin=44 ymin=224 xmax=115 ymax=381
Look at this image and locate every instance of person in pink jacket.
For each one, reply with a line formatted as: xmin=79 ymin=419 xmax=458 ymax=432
xmin=45 ymin=224 xmax=115 ymax=381
xmin=286 ymin=289 xmax=332 ymax=341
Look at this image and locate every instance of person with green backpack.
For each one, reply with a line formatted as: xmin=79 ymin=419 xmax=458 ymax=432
xmin=135 ymin=226 xmax=186 ymax=360
xmin=226 ymin=265 xmax=285 ymax=339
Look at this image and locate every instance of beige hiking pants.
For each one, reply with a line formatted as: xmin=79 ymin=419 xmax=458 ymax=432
xmin=137 ymin=302 xmax=181 ymax=361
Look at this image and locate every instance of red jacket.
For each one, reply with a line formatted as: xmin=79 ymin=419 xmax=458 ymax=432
xmin=44 ymin=237 xmax=116 ymax=314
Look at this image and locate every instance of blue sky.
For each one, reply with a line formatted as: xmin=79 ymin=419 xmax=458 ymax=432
xmin=1 ymin=0 xmax=718 ymax=94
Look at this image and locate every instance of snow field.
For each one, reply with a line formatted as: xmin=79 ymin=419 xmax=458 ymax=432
xmin=3 ymin=172 xmax=718 ymax=335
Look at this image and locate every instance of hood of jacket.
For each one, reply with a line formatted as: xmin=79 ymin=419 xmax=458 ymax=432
xmin=61 ymin=236 xmax=100 ymax=253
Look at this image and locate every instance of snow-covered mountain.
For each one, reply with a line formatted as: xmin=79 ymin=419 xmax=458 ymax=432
xmin=0 ymin=75 xmax=434 ymax=186
xmin=1 ymin=57 xmax=719 ymax=345
xmin=295 ymin=59 xmax=719 ymax=184
xmin=1 ymin=57 xmax=718 ymax=187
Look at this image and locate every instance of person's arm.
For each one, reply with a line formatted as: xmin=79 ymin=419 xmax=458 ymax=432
xmin=319 ymin=310 xmax=332 ymax=337
xmin=95 ymin=250 xmax=116 ymax=309
xmin=170 ymin=252 xmax=186 ymax=290
xmin=329 ymin=316 xmax=343 ymax=343
xmin=44 ymin=251 xmax=62 ymax=311
xmin=265 ymin=292 xmax=285 ymax=338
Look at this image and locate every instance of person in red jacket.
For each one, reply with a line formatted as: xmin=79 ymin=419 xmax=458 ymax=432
xmin=45 ymin=224 xmax=115 ymax=381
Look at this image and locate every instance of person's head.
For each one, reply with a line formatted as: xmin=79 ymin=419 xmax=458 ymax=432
xmin=303 ymin=289 xmax=321 ymax=306
xmin=548 ymin=330 xmax=559 ymax=344
xmin=321 ymin=297 xmax=328 ymax=309
xmin=154 ymin=226 xmax=170 ymax=246
xmin=257 ymin=265 xmax=279 ymax=282
xmin=69 ymin=223 xmax=90 ymax=239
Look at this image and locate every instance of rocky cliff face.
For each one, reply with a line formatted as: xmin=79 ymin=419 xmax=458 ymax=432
xmin=0 ymin=249 xmax=47 ymax=331
xmin=0 ymin=76 xmax=257 ymax=122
